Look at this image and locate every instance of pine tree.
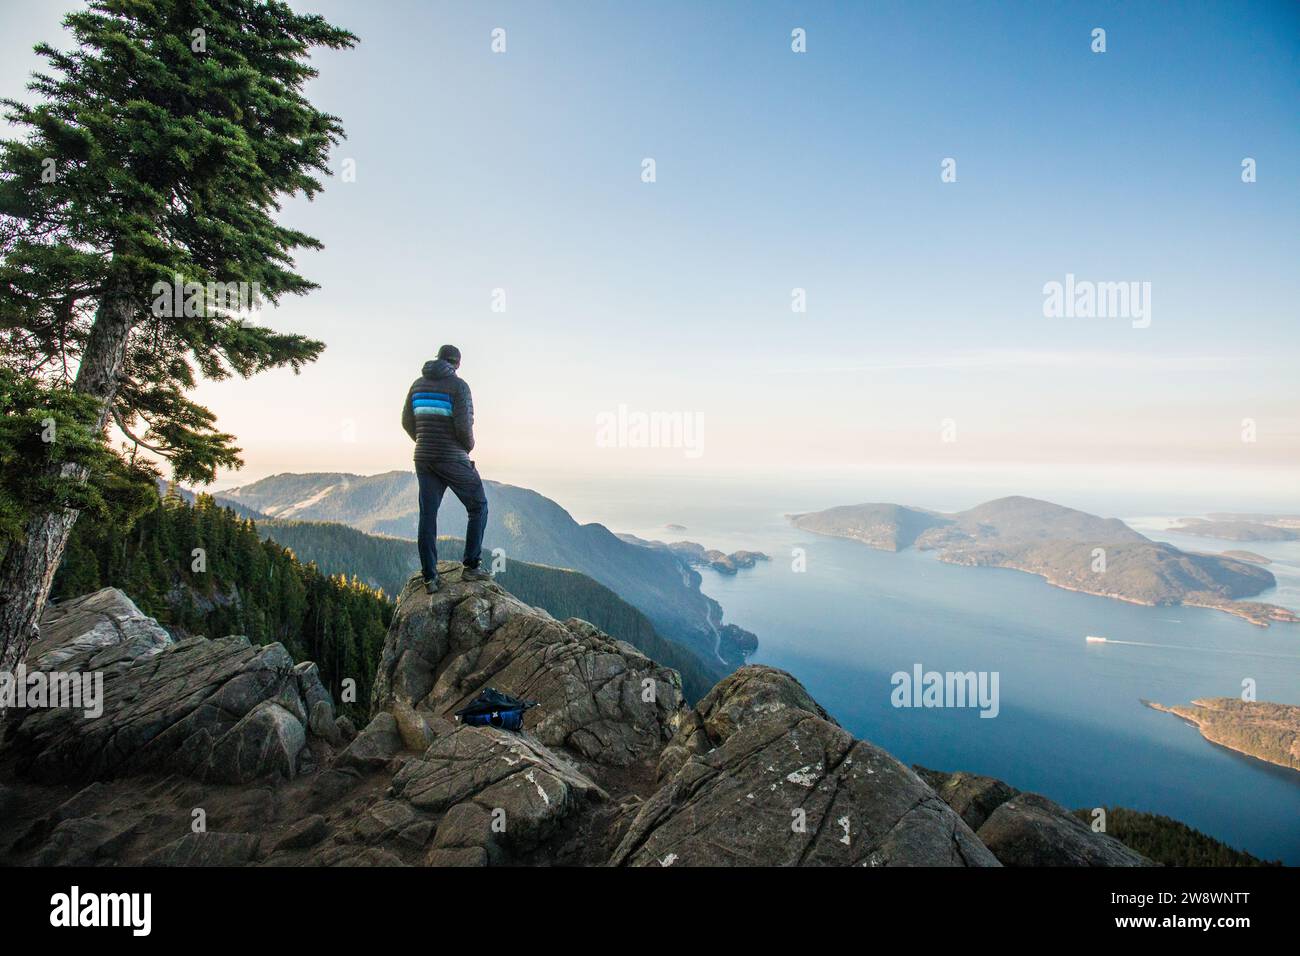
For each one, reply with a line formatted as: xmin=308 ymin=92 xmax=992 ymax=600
xmin=52 ymin=494 xmax=392 ymax=722
xmin=161 ymin=479 xmax=185 ymax=510
xmin=0 ymin=1 xmax=356 ymax=667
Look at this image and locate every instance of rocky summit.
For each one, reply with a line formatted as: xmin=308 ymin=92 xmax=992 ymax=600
xmin=0 ymin=567 xmax=1153 ymax=866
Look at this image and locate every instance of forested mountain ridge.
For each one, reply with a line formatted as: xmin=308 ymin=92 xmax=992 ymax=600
xmin=1068 ymin=807 xmax=1280 ymax=867
xmin=55 ymin=492 xmax=722 ymax=704
xmin=249 ymin=518 xmax=723 ymax=701
xmin=217 ymin=471 xmax=757 ymax=665
xmin=52 ymin=495 xmax=390 ymax=722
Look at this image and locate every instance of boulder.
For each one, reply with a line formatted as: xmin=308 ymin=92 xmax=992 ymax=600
xmin=203 ymin=700 xmax=306 ymax=783
xmin=294 ymin=662 xmax=339 ymax=743
xmin=309 ymin=701 xmax=340 ymax=743
xmin=657 ymin=664 xmax=831 ymax=779
xmin=335 ymin=712 xmax=404 ymax=770
xmin=335 ymin=715 xmax=358 ymax=742
xmin=610 ymin=666 xmax=999 ymax=867
xmin=372 ymin=568 xmax=683 ymax=766
xmin=8 ymin=601 xmax=313 ymax=785
xmin=917 ymin=766 xmax=1154 ymax=866
xmin=25 ymin=588 xmax=172 ymax=671
xmin=391 ymin=699 xmax=436 ymax=751
xmin=387 ymin=723 xmax=606 ymax=862
xmin=975 ymin=793 xmax=1154 ymax=866
xmin=913 ymin=766 xmax=1019 ymax=831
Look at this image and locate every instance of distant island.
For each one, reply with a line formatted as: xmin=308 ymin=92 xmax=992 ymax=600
xmin=1169 ymin=515 xmax=1300 ymax=542
xmin=1143 ymin=698 xmax=1300 ymax=773
xmin=1221 ymin=550 xmax=1271 ymax=565
xmin=789 ymin=496 xmax=1299 ymax=627
xmin=618 ymin=534 xmax=770 ymax=576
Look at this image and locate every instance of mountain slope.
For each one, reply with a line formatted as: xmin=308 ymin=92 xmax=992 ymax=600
xmin=253 ymin=518 xmax=722 ymax=701
xmin=787 ymin=503 xmax=952 ymax=551
xmin=935 ymin=495 xmax=1147 ymax=546
xmin=220 ymin=472 xmax=754 ymax=664
xmin=53 ymin=494 xmax=391 ymax=722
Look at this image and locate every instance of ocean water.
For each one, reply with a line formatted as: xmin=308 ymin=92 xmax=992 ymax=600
xmin=545 ymin=477 xmax=1300 ymax=864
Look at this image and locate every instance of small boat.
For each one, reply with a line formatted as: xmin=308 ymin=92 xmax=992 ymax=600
xmin=1085 ymin=635 xmax=1108 ymax=644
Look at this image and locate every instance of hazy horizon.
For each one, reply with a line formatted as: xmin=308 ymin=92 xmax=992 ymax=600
xmin=4 ymin=0 xmax=1297 ymax=509
xmin=212 ymin=464 xmax=1300 ymax=532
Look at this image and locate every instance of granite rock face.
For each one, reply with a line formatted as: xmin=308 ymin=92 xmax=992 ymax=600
xmin=916 ymin=767 xmax=1154 ymax=866
xmin=373 ymin=566 xmax=683 ymax=767
xmin=25 ymin=588 xmax=173 ymax=671
xmin=385 ymin=724 xmax=606 ymax=866
xmin=5 ymin=589 xmax=322 ymax=785
xmin=611 ymin=667 xmax=1000 ymax=867
xmin=2 ymin=579 xmax=1159 ymax=868
xmin=975 ymin=793 xmax=1154 ymax=866
xmin=912 ymin=767 xmax=1019 ymax=832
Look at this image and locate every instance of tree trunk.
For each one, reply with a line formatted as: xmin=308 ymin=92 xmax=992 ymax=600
xmin=0 ymin=291 xmax=136 ymax=669
xmin=0 ymin=496 xmax=81 ymax=671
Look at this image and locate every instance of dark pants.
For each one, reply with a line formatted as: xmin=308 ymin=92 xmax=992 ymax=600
xmin=416 ymin=458 xmax=488 ymax=580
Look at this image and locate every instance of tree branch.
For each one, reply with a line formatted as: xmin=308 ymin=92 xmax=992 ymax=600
xmin=111 ymin=406 xmax=170 ymax=456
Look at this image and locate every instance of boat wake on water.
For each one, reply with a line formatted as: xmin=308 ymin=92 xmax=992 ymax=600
xmin=1084 ymin=636 xmax=1300 ymax=661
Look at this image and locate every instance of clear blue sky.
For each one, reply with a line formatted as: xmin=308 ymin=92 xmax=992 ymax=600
xmin=2 ymin=1 xmax=1298 ymax=502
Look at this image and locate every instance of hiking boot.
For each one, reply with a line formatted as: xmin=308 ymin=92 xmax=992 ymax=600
xmin=461 ymin=566 xmax=492 ymax=582
xmin=423 ymin=576 xmax=441 ymax=595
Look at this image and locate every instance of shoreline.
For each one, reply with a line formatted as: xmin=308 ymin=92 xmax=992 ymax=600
xmin=791 ymin=524 xmax=1299 ymax=628
xmin=1143 ymin=700 xmax=1300 ymax=777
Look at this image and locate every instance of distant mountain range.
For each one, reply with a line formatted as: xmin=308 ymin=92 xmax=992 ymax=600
xmin=215 ymin=471 xmax=756 ymax=667
xmin=790 ymin=496 xmax=1298 ymax=626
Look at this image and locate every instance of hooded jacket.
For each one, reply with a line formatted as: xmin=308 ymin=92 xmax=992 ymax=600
xmin=402 ymin=359 xmax=475 ymax=462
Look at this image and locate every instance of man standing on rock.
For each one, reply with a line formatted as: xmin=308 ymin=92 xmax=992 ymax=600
xmin=401 ymin=344 xmax=491 ymax=593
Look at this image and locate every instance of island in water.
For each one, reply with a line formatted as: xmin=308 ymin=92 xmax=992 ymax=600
xmin=1221 ymin=550 xmax=1271 ymax=565
xmin=788 ymin=496 xmax=1299 ymax=627
xmin=1143 ymin=698 xmax=1300 ymax=773
xmin=619 ymin=534 xmax=770 ymax=576
xmin=1169 ymin=515 xmax=1300 ymax=542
